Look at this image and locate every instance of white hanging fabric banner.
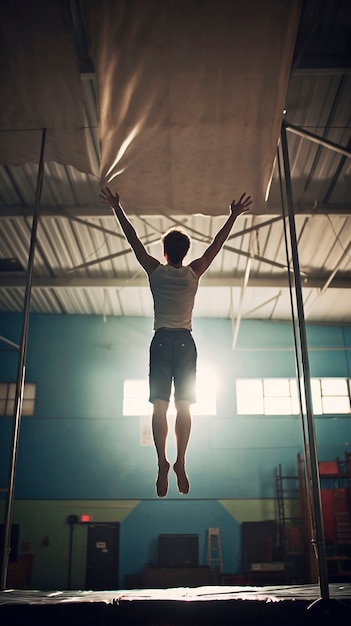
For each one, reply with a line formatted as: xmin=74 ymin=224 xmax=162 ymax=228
xmin=87 ymin=0 xmax=301 ymax=215
xmin=0 ymin=0 xmax=97 ymax=175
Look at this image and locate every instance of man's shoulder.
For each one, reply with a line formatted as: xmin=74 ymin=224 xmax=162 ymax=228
xmin=185 ymin=261 xmax=199 ymax=273
xmin=149 ymin=262 xmax=164 ymax=278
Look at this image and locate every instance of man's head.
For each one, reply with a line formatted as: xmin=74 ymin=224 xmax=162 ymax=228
xmin=162 ymin=228 xmax=191 ymax=265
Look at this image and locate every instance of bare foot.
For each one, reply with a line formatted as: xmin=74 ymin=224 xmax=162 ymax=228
xmin=156 ymin=461 xmax=170 ymax=497
xmin=173 ymin=462 xmax=190 ymax=495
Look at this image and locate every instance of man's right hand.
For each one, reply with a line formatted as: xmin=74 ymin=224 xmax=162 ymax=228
xmin=100 ymin=187 xmax=120 ymax=209
xmin=230 ymin=193 xmax=252 ymax=217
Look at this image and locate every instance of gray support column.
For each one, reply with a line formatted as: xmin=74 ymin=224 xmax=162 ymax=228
xmin=280 ymin=121 xmax=329 ymax=599
xmin=0 ymin=129 xmax=46 ymax=590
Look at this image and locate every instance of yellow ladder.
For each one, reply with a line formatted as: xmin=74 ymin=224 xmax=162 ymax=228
xmin=207 ymin=527 xmax=223 ymax=573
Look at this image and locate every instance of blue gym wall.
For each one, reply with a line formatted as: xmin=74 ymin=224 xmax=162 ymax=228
xmin=0 ymin=313 xmax=350 ymax=589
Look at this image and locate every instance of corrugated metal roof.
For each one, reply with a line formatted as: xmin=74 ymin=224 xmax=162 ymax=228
xmin=0 ymin=209 xmax=349 ymax=320
xmin=0 ymin=1 xmax=350 ymax=325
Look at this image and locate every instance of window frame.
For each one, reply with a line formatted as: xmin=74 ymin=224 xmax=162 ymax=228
xmin=0 ymin=382 xmax=36 ymax=417
xmin=236 ymin=377 xmax=351 ymax=417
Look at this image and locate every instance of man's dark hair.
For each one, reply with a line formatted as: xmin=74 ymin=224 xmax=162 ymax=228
xmin=162 ymin=228 xmax=191 ymax=264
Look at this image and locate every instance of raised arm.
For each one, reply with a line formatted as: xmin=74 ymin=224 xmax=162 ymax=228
xmin=100 ymin=187 xmax=159 ymax=275
xmin=190 ymin=193 xmax=252 ymax=278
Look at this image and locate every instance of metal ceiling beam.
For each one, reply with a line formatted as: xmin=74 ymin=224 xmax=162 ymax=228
xmin=56 ymin=227 xmax=291 ymax=273
xmin=67 ymin=235 xmax=161 ymax=272
xmin=0 ymin=335 xmax=20 ymax=349
xmin=285 ymin=121 xmax=351 ymax=158
xmin=244 ymin=291 xmax=282 ymax=318
xmin=64 ymin=213 xmax=127 ymax=239
xmin=232 ymin=257 xmax=252 ymax=350
xmin=305 ymin=241 xmax=351 ymax=320
xmin=1 ymin=203 xmax=351 ymax=218
xmin=295 ymin=58 xmax=351 ymax=73
xmin=320 ymin=241 xmax=351 ymax=294
xmin=0 ymin=274 xmax=350 ymax=290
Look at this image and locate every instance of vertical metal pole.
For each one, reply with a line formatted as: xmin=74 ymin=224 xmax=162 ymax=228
xmin=277 ymin=144 xmax=310 ymax=464
xmin=0 ymin=129 xmax=46 ymax=590
xmin=280 ymin=122 xmax=329 ymax=599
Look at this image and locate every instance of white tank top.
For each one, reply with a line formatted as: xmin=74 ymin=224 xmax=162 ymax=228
xmin=149 ymin=264 xmax=199 ymax=331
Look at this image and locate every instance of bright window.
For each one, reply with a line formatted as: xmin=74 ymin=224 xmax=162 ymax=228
xmin=237 ymin=378 xmax=298 ymax=415
xmin=263 ymin=379 xmax=299 ymax=415
xmin=0 ymin=382 xmax=36 ymax=416
xmin=236 ymin=379 xmax=264 ymax=414
xmin=123 ymin=366 xmax=217 ymax=416
xmin=123 ymin=380 xmax=149 ymax=416
xmin=236 ymin=378 xmax=350 ymax=416
xmin=315 ymin=378 xmax=350 ymax=414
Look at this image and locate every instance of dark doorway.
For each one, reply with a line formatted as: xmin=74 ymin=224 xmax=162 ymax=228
xmin=85 ymin=522 xmax=120 ymax=590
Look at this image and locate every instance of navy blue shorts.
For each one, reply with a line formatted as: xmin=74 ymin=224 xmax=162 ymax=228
xmin=149 ymin=328 xmax=197 ymax=404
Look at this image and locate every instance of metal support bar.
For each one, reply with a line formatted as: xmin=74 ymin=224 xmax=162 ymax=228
xmin=304 ymin=241 xmax=351 ymax=319
xmin=228 ymin=215 xmax=284 ymax=240
xmin=277 ymin=145 xmax=315 ymax=571
xmin=280 ymin=122 xmax=329 ymax=600
xmin=64 ymin=212 xmax=127 ymax=239
xmin=0 ymin=336 xmax=20 ymax=350
xmin=285 ymin=121 xmax=351 ymax=158
xmin=1 ymin=273 xmax=350 ymax=290
xmin=320 ymin=241 xmax=351 ymax=294
xmin=2 ymin=202 xmax=351 ymax=219
xmin=232 ymin=256 xmax=252 ymax=350
xmin=0 ymin=129 xmax=46 ymax=590
xmin=244 ymin=291 xmax=282 ymax=318
xmin=68 ymin=235 xmax=161 ymax=272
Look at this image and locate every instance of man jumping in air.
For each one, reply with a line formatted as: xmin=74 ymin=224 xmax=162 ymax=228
xmin=100 ymin=188 xmax=252 ymax=497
